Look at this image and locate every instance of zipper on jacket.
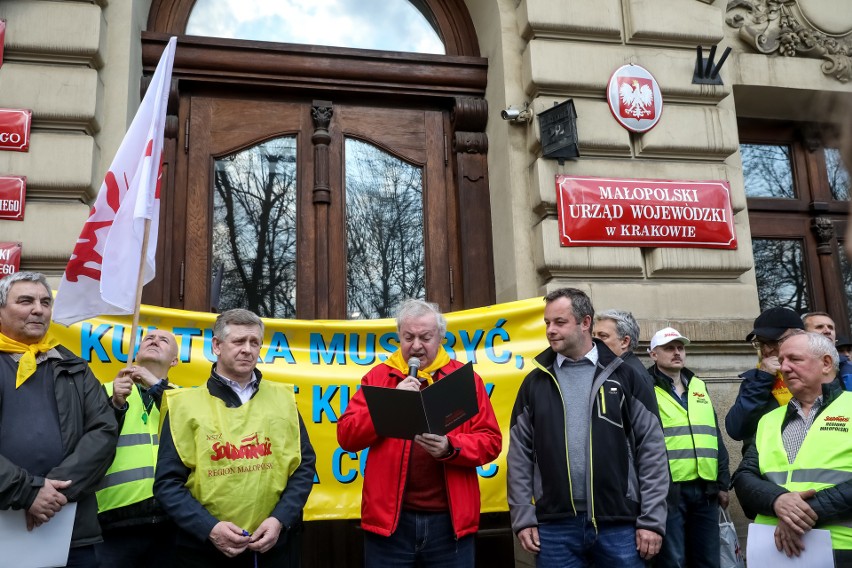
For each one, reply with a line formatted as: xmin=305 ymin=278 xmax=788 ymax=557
xmin=599 ymin=386 xmax=606 ymax=414
xmin=534 ymin=359 xmax=577 ymax=516
xmin=589 ymin=425 xmax=597 ymax=533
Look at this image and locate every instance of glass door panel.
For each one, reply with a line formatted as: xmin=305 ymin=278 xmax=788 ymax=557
xmin=212 ymin=137 xmax=298 ymax=318
xmin=344 ymin=137 xmax=425 ymax=318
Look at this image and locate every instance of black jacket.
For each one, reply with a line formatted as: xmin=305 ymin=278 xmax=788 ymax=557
xmin=154 ymin=365 xmax=316 ymax=552
xmin=0 ymin=345 xmax=119 ymax=547
xmin=507 ymin=339 xmax=669 ymax=536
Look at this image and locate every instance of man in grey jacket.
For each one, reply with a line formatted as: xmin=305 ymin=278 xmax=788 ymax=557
xmin=0 ymin=272 xmax=118 ymax=567
xmin=508 ymin=288 xmax=668 ymax=567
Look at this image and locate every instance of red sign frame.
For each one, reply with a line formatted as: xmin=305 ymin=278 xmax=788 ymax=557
xmin=0 ymin=108 xmax=32 ymax=152
xmin=0 ymin=242 xmax=22 ymax=276
xmin=0 ymin=175 xmax=26 ymax=221
xmin=556 ymin=175 xmax=737 ymax=249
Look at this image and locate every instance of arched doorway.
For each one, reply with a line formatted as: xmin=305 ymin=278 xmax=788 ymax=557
xmin=142 ymin=0 xmax=495 ymax=320
xmin=142 ymin=2 xmax=505 ymax=566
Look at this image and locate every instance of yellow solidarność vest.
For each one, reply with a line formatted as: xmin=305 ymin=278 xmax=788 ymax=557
xmin=96 ymin=382 xmax=163 ymax=513
xmin=163 ymin=381 xmax=302 ymax=533
xmin=654 ymin=376 xmax=719 ymax=483
xmin=755 ymin=391 xmax=852 ymax=550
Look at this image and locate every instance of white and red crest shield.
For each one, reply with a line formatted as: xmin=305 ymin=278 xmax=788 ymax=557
xmin=607 ymin=65 xmax=663 ymax=133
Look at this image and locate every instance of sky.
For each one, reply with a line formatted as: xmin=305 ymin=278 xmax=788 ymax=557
xmin=186 ymin=0 xmax=445 ymax=54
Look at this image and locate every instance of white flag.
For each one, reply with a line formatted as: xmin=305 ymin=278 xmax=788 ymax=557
xmin=53 ymin=37 xmax=177 ymax=326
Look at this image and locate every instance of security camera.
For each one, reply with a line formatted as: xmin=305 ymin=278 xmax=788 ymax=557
xmin=501 ymin=107 xmax=522 ymax=120
xmin=501 ymin=104 xmax=532 ymax=122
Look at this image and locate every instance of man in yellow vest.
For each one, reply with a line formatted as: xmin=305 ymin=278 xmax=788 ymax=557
xmin=154 ymin=309 xmax=316 ymax=568
xmin=95 ymin=329 xmax=179 ymax=567
xmin=734 ymin=331 xmax=852 ymax=566
xmin=648 ymin=327 xmax=730 ymax=568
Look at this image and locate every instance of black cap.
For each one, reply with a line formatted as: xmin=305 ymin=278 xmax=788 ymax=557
xmin=746 ymin=307 xmax=805 ymax=342
xmin=837 ymin=335 xmax=852 ymax=349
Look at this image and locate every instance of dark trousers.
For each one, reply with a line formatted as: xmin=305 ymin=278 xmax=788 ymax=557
xmin=171 ymin=533 xmax=300 ymax=568
xmin=66 ymin=545 xmax=97 ymax=568
xmin=96 ymin=522 xmax=176 ymax=568
xmin=655 ymin=481 xmax=720 ymax=568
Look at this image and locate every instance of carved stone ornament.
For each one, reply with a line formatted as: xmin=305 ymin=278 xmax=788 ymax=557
xmin=726 ymin=0 xmax=852 ymax=82
xmin=811 ymin=216 xmax=835 ymax=253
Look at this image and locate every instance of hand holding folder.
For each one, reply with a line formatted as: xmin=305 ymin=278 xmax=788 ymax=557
xmin=361 ymin=362 xmax=479 ymax=439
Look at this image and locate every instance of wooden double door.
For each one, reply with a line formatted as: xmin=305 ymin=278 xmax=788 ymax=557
xmin=154 ymin=92 xmax=464 ymax=319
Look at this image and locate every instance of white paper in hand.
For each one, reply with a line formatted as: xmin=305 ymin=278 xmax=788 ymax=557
xmin=0 ymin=503 xmax=76 ymax=568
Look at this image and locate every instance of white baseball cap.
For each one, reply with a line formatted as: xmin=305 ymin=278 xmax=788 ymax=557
xmin=650 ymin=327 xmax=691 ymax=350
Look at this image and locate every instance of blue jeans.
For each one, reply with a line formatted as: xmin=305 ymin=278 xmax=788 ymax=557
xmin=536 ymin=513 xmax=646 ymax=568
xmin=655 ymin=481 xmax=720 ymax=568
xmin=364 ymin=510 xmax=474 ymax=568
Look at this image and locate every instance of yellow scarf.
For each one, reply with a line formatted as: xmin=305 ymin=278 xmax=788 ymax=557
xmin=0 ymin=331 xmax=59 ymax=389
xmin=385 ymin=347 xmax=451 ymax=387
xmin=757 ymin=360 xmax=792 ymax=406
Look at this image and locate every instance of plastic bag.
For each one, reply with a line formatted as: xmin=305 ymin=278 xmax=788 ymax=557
xmin=720 ymin=507 xmax=745 ymax=568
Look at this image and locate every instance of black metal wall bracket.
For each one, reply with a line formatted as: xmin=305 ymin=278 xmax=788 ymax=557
xmin=692 ymin=45 xmax=732 ymax=85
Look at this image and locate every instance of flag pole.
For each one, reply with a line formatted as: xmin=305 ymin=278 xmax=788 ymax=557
xmin=125 ymin=217 xmax=152 ymax=371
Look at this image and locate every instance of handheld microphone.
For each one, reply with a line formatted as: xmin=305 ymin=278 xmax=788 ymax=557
xmin=407 ymin=357 xmax=422 ymax=382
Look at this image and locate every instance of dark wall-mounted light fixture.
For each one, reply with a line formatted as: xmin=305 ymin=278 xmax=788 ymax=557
xmin=538 ymin=99 xmax=579 ymax=165
xmin=693 ymin=45 xmax=732 ymax=85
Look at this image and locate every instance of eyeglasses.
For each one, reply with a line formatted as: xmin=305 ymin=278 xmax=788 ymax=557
xmin=751 ymin=329 xmax=805 ymax=351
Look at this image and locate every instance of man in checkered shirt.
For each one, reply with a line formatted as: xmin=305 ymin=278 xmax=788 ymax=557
xmin=734 ymin=331 xmax=852 ymax=566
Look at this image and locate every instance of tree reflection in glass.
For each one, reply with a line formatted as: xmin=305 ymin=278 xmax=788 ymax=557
xmin=752 ymin=238 xmax=810 ymax=312
xmin=741 ymin=144 xmax=796 ymax=198
xmin=826 ymin=148 xmax=851 ymax=201
xmin=345 ymin=138 xmax=425 ymax=319
xmin=839 ymin=242 xmax=852 ymax=318
xmin=212 ymin=137 xmax=297 ymax=318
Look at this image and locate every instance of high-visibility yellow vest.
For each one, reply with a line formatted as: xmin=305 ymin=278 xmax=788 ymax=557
xmin=96 ymin=382 xmax=163 ymax=513
xmin=755 ymin=392 xmax=852 ymax=550
xmin=654 ymin=376 xmax=719 ymax=482
xmin=163 ymin=381 xmax=302 ymax=533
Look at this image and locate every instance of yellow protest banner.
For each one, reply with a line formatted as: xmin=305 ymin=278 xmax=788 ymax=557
xmin=50 ymin=297 xmax=546 ymax=520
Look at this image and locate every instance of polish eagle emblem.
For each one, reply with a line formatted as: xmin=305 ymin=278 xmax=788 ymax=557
xmin=618 ymin=79 xmax=655 ymax=119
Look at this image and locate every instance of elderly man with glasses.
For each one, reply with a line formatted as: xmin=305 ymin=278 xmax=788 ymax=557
xmin=726 ymin=307 xmax=805 ymax=456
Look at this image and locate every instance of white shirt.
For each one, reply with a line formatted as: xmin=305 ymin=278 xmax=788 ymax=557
xmin=217 ymin=372 xmax=259 ymax=405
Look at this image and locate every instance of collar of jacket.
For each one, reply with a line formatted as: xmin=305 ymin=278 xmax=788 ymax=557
xmin=51 ymin=344 xmax=90 ymax=374
xmin=533 ymin=338 xmax=620 ymax=372
xmin=648 ymin=363 xmax=696 ymax=390
xmin=208 ymin=363 xmax=264 ymax=407
xmin=781 ymin=377 xmax=844 ymax=427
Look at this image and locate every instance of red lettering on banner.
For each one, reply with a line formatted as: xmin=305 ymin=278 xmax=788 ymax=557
xmin=64 ymin=171 xmax=123 ymax=282
xmin=556 ymin=175 xmax=737 ymax=249
xmin=210 ymin=433 xmax=273 ymax=462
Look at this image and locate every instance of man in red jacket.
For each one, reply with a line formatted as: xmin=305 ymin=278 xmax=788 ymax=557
xmin=337 ymin=298 xmax=502 ymax=568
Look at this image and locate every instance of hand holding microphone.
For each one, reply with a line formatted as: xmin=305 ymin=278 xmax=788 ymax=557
xmin=396 ymin=357 xmax=423 ymax=391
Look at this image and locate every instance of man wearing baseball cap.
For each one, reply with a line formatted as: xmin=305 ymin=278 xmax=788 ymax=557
xmin=648 ymin=327 xmax=729 ymax=568
xmin=725 ymin=307 xmax=805 ymax=451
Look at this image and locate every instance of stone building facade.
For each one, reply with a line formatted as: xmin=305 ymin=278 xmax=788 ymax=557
xmin=1 ymin=0 xmax=850 ymax=565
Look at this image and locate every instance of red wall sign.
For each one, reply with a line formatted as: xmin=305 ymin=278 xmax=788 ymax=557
xmin=0 ymin=242 xmax=22 ymax=276
xmin=556 ymin=175 xmax=737 ymax=249
xmin=0 ymin=176 xmax=26 ymax=221
xmin=0 ymin=109 xmax=32 ymax=152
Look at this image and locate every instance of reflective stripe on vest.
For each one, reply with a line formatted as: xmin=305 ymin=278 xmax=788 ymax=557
xmin=164 ymin=381 xmax=302 ymax=533
xmin=654 ymin=376 xmax=719 ymax=482
xmin=755 ymin=392 xmax=852 ymax=550
xmin=96 ymin=383 xmax=162 ymax=513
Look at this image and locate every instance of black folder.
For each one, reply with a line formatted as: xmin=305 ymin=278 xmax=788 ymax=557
xmin=361 ymin=361 xmax=479 ymax=439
